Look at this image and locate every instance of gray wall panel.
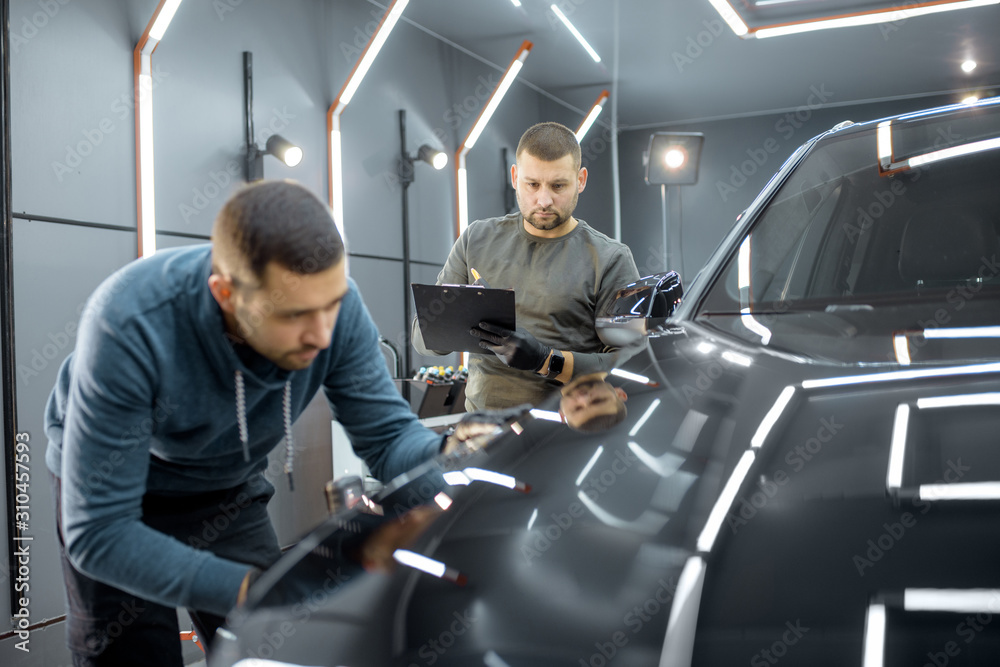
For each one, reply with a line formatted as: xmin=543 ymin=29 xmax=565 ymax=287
xmin=11 ymin=0 xmax=146 ymax=228
xmin=12 ymin=218 xmax=138 ymax=625
xmin=153 ymin=0 xmax=332 ymax=237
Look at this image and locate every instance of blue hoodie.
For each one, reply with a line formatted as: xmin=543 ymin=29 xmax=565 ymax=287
xmin=45 ymin=244 xmax=442 ymax=616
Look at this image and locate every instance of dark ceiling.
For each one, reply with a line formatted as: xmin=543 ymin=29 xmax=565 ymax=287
xmin=395 ymin=0 xmax=1000 ymax=130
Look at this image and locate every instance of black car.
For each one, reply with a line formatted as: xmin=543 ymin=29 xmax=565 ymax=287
xmin=211 ymin=97 xmax=1000 ymax=667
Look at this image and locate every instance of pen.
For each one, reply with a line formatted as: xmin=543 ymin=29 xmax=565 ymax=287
xmin=470 ymin=268 xmax=491 ymax=289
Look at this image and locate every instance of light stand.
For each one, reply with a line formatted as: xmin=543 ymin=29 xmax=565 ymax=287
xmin=397 ymin=109 xmax=447 ymax=393
xmin=645 ymin=132 xmax=703 ymax=277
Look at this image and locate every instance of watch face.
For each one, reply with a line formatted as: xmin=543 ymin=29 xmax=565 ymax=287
xmin=548 ymin=353 xmax=565 ymax=376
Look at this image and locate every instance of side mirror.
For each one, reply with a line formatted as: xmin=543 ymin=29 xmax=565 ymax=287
xmin=596 ymin=271 xmax=683 ymax=347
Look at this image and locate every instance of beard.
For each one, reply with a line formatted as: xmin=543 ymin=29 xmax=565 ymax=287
xmin=519 ymin=190 xmax=578 ymax=232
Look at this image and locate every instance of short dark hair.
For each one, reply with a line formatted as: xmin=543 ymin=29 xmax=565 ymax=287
xmin=211 ymin=180 xmax=344 ymax=287
xmin=516 ymin=122 xmax=581 ymax=170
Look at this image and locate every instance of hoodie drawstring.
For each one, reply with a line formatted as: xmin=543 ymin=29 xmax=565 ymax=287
xmin=235 ymin=370 xmax=295 ymax=491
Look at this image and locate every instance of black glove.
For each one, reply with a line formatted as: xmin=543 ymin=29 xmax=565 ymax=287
xmin=471 ymin=321 xmax=550 ymax=371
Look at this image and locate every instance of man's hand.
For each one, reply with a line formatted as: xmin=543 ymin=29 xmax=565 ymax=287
xmin=471 ymin=322 xmax=550 ymax=371
xmin=442 ymin=421 xmax=498 ymax=455
xmin=442 ymin=403 xmax=533 ymax=454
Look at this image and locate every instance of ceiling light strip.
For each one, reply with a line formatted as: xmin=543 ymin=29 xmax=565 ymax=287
xmin=707 ymin=0 xmax=749 ymax=36
xmin=751 ymin=0 xmax=1000 ymax=39
xmin=550 ymin=4 xmax=602 ymax=62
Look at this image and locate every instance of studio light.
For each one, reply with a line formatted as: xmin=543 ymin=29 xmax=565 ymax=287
xmin=645 ymin=132 xmax=704 ymax=185
xmin=417 ymin=144 xmax=448 ymax=170
xmin=398 ymin=111 xmax=449 ymax=384
xmin=265 ymin=134 xmax=303 ymax=167
xmin=645 ymin=132 xmax=704 ymax=276
xmin=244 ymin=52 xmax=302 ymax=181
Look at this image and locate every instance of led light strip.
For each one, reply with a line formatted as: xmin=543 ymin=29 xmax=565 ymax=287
xmin=753 ymin=0 xmax=1000 ymax=39
xmin=575 ymin=89 xmax=609 ymax=142
xmin=133 ymin=0 xmax=184 ymax=258
xmin=886 ymin=404 xmax=909 ymax=492
xmin=455 ymin=41 xmax=532 ymax=235
xmin=327 ymin=0 xmax=410 ymax=237
xmin=696 ymin=449 xmax=756 ymax=553
xmin=750 ymin=386 xmax=796 ymax=449
xmin=550 ymin=4 xmax=601 ymax=62
xmin=862 ymin=603 xmax=887 ymax=667
xmin=802 ymin=361 xmax=1000 ymax=389
xmin=905 ymin=589 xmax=1000 ymax=613
xmin=709 ymin=0 xmax=1000 ymax=40
xmin=878 ymin=116 xmax=1000 ymax=176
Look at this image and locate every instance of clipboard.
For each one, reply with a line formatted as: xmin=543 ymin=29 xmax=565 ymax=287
xmin=411 ymin=283 xmax=516 ymax=353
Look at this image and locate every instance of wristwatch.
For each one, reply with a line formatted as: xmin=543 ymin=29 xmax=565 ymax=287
xmin=544 ymin=350 xmax=565 ymax=379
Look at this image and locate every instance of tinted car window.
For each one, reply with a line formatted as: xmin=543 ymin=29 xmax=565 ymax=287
xmin=699 ymin=110 xmax=1000 ymax=315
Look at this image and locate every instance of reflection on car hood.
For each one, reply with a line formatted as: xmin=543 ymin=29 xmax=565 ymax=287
xmin=214 ymin=318 xmax=1000 ymax=667
xmin=697 ymin=303 xmax=1000 ymax=366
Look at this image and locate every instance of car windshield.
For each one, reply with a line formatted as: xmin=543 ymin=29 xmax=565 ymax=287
xmin=698 ymin=103 xmax=1000 ymax=316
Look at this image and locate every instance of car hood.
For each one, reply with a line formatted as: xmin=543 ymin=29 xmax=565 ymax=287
xmin=214 ymin=322 xmax=1000 ymax=667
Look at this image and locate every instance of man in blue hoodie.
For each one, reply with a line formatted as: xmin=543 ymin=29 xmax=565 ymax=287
xmin=45 ymin=181 xmax=468 ymax=665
